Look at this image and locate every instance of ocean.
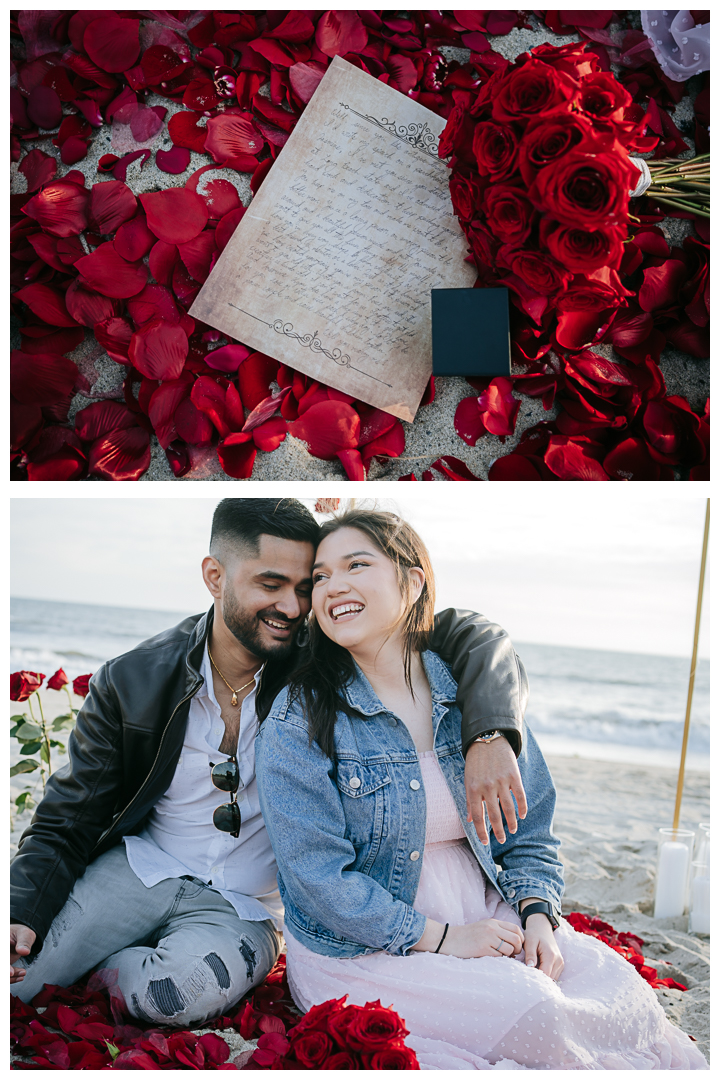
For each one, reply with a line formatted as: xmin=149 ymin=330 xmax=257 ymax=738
xmin=10 ymin=596 xmax=710 ymax=772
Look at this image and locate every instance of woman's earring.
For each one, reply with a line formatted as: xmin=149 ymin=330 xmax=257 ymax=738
xmin=296 ymin=620 xmax=310 ymax=647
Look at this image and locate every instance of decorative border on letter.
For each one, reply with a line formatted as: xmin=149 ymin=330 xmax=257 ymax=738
xmin=338 ymin=103 xmax=442 ymax=159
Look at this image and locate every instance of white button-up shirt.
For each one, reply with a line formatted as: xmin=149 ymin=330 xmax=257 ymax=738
xmin=123 ymin=643 xmax=282 ymax=926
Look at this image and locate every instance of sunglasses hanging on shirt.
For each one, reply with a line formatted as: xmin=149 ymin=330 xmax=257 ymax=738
xmin=210 ymin=756 xmax=242 ymax=838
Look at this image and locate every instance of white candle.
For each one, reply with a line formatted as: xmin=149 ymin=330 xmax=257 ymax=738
xmin=654 ymin=840 xmax=690 ymax=918
xmin=690 ymin=876 xmax=710 ymax=934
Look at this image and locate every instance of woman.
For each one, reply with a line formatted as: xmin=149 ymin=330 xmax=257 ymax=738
xmin=255 ymin=509 xmax=707 ymax=1070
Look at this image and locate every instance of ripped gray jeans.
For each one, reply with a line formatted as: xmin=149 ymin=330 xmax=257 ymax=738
xmin=11 ymin=844 xmax=280 ymax=1027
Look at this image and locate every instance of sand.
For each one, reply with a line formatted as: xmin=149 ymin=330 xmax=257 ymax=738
xmin=11 ymin=12 xmax=708 ymax=481
xmin=10 ymin=688 xmax=710 ymax=1064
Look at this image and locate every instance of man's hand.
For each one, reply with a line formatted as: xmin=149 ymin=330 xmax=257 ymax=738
xmin=11 ymin=924 xmax=36 ymax=983
xmin=522 ymin=913 xmax=564 ymax=980
xmin=464 ymin=735 xmax=528 ymax=845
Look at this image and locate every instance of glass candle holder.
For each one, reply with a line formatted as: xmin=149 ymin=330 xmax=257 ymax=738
xmin=689 ymin=861 xmax=710 ymax=935
xmin=654 ymin=828 xmax=695 ymax=919
xmin=693 ymin=823 xmax=710 ymax=872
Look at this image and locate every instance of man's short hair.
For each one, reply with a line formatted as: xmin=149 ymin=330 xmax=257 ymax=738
xmin=210 ymin=499 xmax=320 ymax=562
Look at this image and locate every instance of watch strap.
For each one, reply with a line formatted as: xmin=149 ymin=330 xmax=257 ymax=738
xmin=520 ymin=901 xmax=559 ymax=931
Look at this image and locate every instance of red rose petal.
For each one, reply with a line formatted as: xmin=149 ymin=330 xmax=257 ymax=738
xmin=604 ymin=437 xmax=672 ymax=481
xmin=74 ymin=400 xmax=137 ymax=442
xmin=148 ymin=377 xmax=193 ymax=449
xmin=27 ymin=85 xmax=62 ymax=130
xmin=128 ymin=320 xmax=188 ymax=380
xmin=288 ymin=61 xmax=327 ymax=103
xmin=94 ymin=316 xmax=133 ymax=362
xmin=488 ymin=454 xmax=546 ymax=480
xmin=140 ymin=189 xmax=209 ymax=245
xmin=149 ymin=240 xmax=178 ymax=285
xmin=477 ymin=377 xmax=520 ymax=437
xmin=544 ymin=436 xmax=610 ymax=480
xmin=638 ymin=259 xmax=687 ymax=313
xmin=60 ymin=137 xmax=89 ymax=166
xmin=338 ymin=447 xmax=366 ymax=480
xmin=178 ymin=231 xmax=217 ymax=283
xmin=65 ymin=279 xmax=117 ymax=327
xmin=75 ymin=242 xmax=148 ymax=298
xmin=156 ymin=146 xmax=191 ymax=174
xmin=200 ymin=178 xmax=242 ymax=220
xmin=360 ymin=420 xmax=405 ymax=465
xmin=83 ymin=16 xmax=140 ymax=73
xmin=357 ymin=407 xmax=397 ymax=447
xmin=204 ymin=113 xmax=264 ymax=165
xmin=191 ymin=375 xmax=231 ymax=437
xmin=88 ymin=425 xmax=151 ymax=481
xmin=431 ymin=456 xmax=483 ymax=480
xmin=238 ymin=351 xmax=280 ymax=411
xmin=10 ymin=350 xmax=78 ymax=406
xmin=288 ymin=400 xmax=360 ymax=460
xmin=22 ymin=180 xmax=89 ymax=237
xmin=14 ymin=284 xmax=79 ymax=328
xmin=252 ymin=416 xmax=287 ymax=452
xmin=205 ymin=343 xmax=252 ymax=372
xmin=454 ymin=395 xmax=486 ymax=446
xmin=114 ymin=215 xmax=156 ymax=262
xmin=89 ymin=180 xmax=137 ymax=235
xmin=168 ymin=110 xmax=208 ymax=153
xmin=175 ymin=397 xmax=215 ymax=445
xmin=19 ymin=148 xmax=57 ymax=192
xmin=243 ymin=387 xmax=290 ymax=431
xmin=11 ymin=399 xmax=43 ymax=450
xmin=315 ymin=10 xmax=368 ymax=57
xmin=218 ymin=432 xmax=257 ymax=478
xmin=216 ymin=207 xmax=246 ymax=251
xmin=127 ymin=284 xmax=181 ymax=328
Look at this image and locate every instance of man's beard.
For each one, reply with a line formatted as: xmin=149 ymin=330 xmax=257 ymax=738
xmin=221 ymin=587 xmax=301 ymax=659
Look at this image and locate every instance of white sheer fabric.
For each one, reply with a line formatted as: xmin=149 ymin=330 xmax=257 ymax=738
xmin=284 ymin=751 xmax=708 ymax=1069
xmin=641 ymin=11 xmax=710 ymax=81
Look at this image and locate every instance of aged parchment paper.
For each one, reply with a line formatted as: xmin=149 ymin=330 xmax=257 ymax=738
xmin=190 ymin=56 xmax=476 ymax=421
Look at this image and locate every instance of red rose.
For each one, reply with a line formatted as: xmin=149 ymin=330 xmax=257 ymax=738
xmin=484 ymin=185 xmax=534 ymax=246
xmin=326 ymin=1004 xmax=361 ymax=1049
xmin=291 ymin=997 xmax=348 ymax=1037
xmin=344 ymin=1005 xmax=409 ymax=1052
xmin=555 ymin=283 xmax=624 ymax=350
xmin=321 ymin=1051 xmax=362 ymax=1068
xmin=578 ymin=73 xmax=633 ymax=123
xmin=449 ymin=172 xmax=486 ymax=222
xmin=491 ymin=59 xmax=578 ymax=125
xmin=500 ymin=248 xmax=570 ymax=296
xmin=291 ymin=1032 xmax=332 ymax=1068
xmin=47 ymin=668 xmax=69 ymax=691
xmin=10 ymin=671 xmax=45 ymax=701
xmin=438 ymin=105 xmax=475 ymax=163
xmin=72 ymin=674 xmax=92 ymax=698
xmin=472 ymin=121 xmax=519 ymax=180
xmin=530 ymin=41 xmax=600 ymax=80
xmin=518 ymin=114 xmax=609 ymax=186
xmin=365 ymin=1046 xmax=420 ymax=1069
xmin=530 ymin=148 xmax=637 ymax=228
xmin=641 ymin=396 xmax=706 ymax=467
xmin=540 ymin=218 xmax=624 ymax=273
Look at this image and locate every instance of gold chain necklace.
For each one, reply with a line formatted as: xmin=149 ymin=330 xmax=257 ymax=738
xmin=208 ymin=647 xmax=255 ymax=706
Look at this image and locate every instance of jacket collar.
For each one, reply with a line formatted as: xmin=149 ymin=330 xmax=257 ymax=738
xmin=186 ymin=607 xmax=213 ymax=681
xmin=343 ymin=650 xmax=457 ymax=717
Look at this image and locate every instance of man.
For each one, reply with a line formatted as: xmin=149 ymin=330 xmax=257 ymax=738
xmin=11 ymin=498 xmax=530 ymax=1026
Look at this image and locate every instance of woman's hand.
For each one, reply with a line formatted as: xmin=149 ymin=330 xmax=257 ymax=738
xmin=523 ymin=913 xmax=564 ymax=980
xmin=414 ymin=916 xmax=523 ymax=959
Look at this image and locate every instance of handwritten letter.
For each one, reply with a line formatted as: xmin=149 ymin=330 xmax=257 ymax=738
xmin=190 ymin=56 xmax=475 ymax=421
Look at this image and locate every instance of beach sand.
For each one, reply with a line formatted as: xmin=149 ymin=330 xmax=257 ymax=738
xmin=10 ymin=13 xmax=708 ymax=481
xmin=11 ymin=692 xmax=709 ymax=1065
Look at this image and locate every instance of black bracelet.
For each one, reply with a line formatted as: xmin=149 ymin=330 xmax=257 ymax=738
xmin=434 ymin=923 xmax=449 ymax=953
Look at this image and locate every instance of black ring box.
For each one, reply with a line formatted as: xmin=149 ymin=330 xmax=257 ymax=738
xmin=431 ymin=287 xmax=511 ymax=377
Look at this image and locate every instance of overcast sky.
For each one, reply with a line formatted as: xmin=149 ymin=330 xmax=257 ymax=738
xmin=10 ymin=491 xmax=709 ymax=659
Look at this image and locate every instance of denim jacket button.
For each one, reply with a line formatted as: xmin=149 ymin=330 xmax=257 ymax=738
xmin=409 ymin=850 xmax=420 ymax=861
xmin=409 ymin=779 xmax=420 ymax=790
xmin=507 ymin=888 xmax=515 ymax=897
xmin=349 ymin=777 xmax=361 ymax=789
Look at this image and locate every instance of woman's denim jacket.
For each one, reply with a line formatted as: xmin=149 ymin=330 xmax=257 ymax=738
xmin=255 ymin=651 xmax=563 ymax=960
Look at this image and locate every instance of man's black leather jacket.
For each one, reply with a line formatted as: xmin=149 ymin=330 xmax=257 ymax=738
xmin=10 ymin=607 xmax=527 ymax=951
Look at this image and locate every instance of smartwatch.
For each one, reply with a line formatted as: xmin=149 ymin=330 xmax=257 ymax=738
xmin=520 ymin=901 xmax=560 ymax=932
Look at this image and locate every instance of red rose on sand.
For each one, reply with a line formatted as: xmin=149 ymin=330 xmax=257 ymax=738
xmin=491 ymin=60 xmax=578 ymax=124
xmin=366 ymin=1046 xmax=420 ymax=1069
xmin=530 ymin=148 xmax=637 ymax=228
xmin=540 ymin=219 xmax=624 ymax=273
xmin=344 ymin=1003 xmax=409 ymax=1052
xmin=10 ymin=671 xmax=45 ymax=701
xmin=292 ymin=1032 xmax=333 ymax=1068
xmin=72 ymin=674 xmax=92 ymax=698
xmin=484 ymin=186 xmax=534 ymax=246
xmin=47 ymin=668 xmax=69 ymax=691
xmin=472 ymin=121 xmax=519 ymax=180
